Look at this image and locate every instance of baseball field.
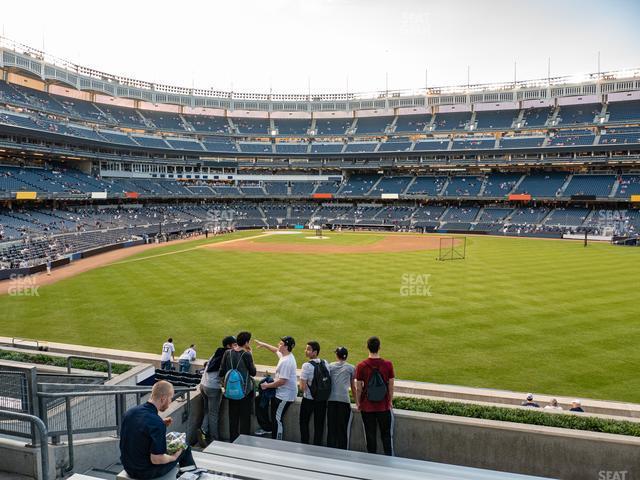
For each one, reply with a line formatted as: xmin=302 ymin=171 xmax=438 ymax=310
xmin=1 ymin=230 xmax=639 ymax=403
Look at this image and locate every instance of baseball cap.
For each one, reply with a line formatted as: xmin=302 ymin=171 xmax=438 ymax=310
xmin=526 ymin=393 xmax=534 ymax=401
xmin=222 ymin=335 xmax=237 ymax=347
xmin=280 ymin=336 xmax=296 ymax=350
xmin=335 ymin=346 xmax=349 ymax=359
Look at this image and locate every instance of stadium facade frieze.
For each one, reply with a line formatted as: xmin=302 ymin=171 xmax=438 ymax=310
xmin=2 ymin=37 xmax=640 ymax=114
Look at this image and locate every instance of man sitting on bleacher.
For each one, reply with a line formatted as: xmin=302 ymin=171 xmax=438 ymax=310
xmin=120 ymin=380 xmax=196 ymax=479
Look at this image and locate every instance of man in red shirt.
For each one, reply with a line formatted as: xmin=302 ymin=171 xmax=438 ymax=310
xmin=355 ymin=336 xmax=395 ymax=456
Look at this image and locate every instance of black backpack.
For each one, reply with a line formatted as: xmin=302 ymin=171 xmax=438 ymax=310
xmin=366 ymin=366 xmax=387 ymax=402
xmin=309 ymin=360 xmax=332 ymax=401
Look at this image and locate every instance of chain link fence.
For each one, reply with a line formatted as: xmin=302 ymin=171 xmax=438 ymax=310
xmin=0 ymin=369 xmax=34 ymax=438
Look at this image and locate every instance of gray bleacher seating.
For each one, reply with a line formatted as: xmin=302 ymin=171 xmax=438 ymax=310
xmin=216 ymin=435 xmax=554 ymax=480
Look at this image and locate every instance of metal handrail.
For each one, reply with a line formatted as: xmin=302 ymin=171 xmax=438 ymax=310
xmin=0 ymin=410 xmax=49 ymax=480
xmin=66 ymin=355 xmax=112 ymax=380
xmin=38 ymin=386 xmax=195 ymax=398
xmin=37 ymin=386 xmax=196 ymax=473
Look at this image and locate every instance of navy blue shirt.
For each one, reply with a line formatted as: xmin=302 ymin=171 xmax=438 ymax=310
xmin=120 ymin=402 xmax=167 ymax=476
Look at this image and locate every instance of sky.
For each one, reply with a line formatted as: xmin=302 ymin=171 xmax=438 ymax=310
xmin=2 ymin=0 xmax=640 ymax=95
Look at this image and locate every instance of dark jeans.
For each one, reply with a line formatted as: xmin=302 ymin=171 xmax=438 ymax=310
xmin=326 ymin=401 xmax=352 ymax=449
xmin=299 ymin=397 xmax=327 ymax=446
xmin=160 ymin=361 xmax=173 ymax=371
xmin=270 ymin=397 xmax=293 ymax=440
xmin=228 ymin=393 xmax=252 ymax=442
xmin=127 ymin=446 xmax=195 ymax=479
xmin=178 ymin=359 xmax=190 ymax=373
xmin=254 ymin=395 xmax=272 ymax=431
xmin=361 ymin=410 xmax=394 ymax=456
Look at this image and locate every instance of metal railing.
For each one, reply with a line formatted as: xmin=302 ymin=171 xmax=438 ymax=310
xmin=66 ymin=355 xmax=112 ymax=380
xmin=0 ymin=410 xmax=49 ymax=480
xmin=37 ymin=386 xmax=195 ymax=474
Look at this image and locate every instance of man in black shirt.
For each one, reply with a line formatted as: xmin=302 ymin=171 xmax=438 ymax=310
xmin=219 ymin=331 xmax=257 ymax=442
xmin=120 ymin=381 xmax=195 ymax=479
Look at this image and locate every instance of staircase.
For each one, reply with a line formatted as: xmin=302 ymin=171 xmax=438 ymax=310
xmin=609 ymin=177 xmax=621 ymax=197
xmin=557 ymin=174 xmax=574 ymax=197
xmin=136 ymin=110 xmax=155 ymax=129
xmin=508 ymin=174 xmax=527 ymax=195
xmin=402 ymin=177 xmax=417 ymax=195
xmin=513 ymin=109 xmax=525 ymax=128
xmin=478 ymin=176 xmax=489 ymax=197
xmin=365 ymin=176 xmax=384 ymax=196
xmin=179 ymin=114 xmax=195 ymax=132
xmin=547 ymin=105 xmax=560 ymax=127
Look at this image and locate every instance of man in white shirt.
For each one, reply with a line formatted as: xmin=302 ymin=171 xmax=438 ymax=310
xmin=160 ymin=338 xmax=175 ymax=371
xmin=178 ymin=344 xmax=197 ymax=373
xmin=255 ymin=336 xmax=297 ymax=440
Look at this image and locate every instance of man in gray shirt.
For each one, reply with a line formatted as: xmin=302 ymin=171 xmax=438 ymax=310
xmin=326 ymin=347 xmax=356 ymax=449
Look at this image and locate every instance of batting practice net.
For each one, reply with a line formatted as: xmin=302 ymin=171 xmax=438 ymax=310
xmin=437 ymin=236 xmax=467 ymax=261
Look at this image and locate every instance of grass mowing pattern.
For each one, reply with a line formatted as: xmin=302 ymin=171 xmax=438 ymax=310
xmin=2 ymin=231 xmax=639 ymax=403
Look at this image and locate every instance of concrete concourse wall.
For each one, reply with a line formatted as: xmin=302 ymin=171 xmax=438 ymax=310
xmin=190 ymin=395 xmax=639 ymax=480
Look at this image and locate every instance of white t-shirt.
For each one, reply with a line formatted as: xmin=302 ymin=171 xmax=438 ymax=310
xmin=160 ymin=342 xmax=175 ymax=362
xmin=544 ymin=405 xmax=563 ymax=411
xmin=275 ymin=351 xmax=297 ymax=402
xmin=179 ymin=347 xmax=196 ymax=361
xmin=300 ymin=359 xmax=330 ymax=400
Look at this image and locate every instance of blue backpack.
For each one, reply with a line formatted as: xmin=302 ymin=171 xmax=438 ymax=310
xmin=223 ymin=351 xmax=247 ymax=400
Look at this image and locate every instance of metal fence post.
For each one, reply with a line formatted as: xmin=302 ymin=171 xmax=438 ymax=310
xmin=27 ymin=366 xmax=39 ymax=446
xmin=64 ymin=396 xmax=74 ymax=473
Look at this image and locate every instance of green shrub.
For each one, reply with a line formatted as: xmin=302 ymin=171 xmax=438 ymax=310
xmin=0 ymin=349 xmax=131 ymax=375
xmin=392 ymin=397 xmax=640 ymax=437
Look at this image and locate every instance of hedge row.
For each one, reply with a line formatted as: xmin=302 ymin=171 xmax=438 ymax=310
xmin=0 ymin=349 xmax=131 ymax=375
xmin=392 ymin=397 xmax=640 ymax=437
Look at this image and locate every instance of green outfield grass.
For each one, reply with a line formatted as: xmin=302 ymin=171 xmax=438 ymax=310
xmin=2 ymin=231 xmax=639 ymax=403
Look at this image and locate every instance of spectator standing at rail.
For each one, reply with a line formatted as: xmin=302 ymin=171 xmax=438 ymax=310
xmin=355 ymin=336 xmax=395 ymax=456
xmin=219 ymin=331 xmax=257 ymax=442
xmin=160 ymin=338 xmax=175 ymax=371
xmin=570 ymin=400 xmax=585 ymax=412
xmin=521 ymin=393 xmax=540 ymax=408
xmin=299 ymin=341 xmax=331 ymax=446
xmin=544 ymin=398 xmax=563 ymax=411
xmin=255 ymin=336 xmax=297 ymax=441
xmin=178 ymin=344 xmax=197 ymax=373
xmin=198 ymin=335 xmax=236 ymax=446
xmin=327 ymin=346 xmax=356 ymax=450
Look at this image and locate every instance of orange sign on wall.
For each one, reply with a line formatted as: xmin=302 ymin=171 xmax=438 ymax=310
xmin=312 ymin=193 xmax=333 ymax=199
xmin=508 ymin=193 xmax=532 ymax=201
xmin=631 ymin=195 xmax=640 ymax=203
xmin=125 ymin=192 xmax=139 ymax=199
